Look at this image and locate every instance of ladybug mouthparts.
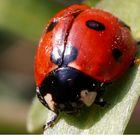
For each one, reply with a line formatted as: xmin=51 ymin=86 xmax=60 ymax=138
xmin=37 ymin=66 xmax=105 ymax=113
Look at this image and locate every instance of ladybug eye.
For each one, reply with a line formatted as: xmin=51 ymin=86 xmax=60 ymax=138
xmin=46 ymin=20 xmax=58 ymax=33
xmin=86 ymin=20 xmax=105 ymax=31
xmin=112 ymin=48 xmax=122 ymax=62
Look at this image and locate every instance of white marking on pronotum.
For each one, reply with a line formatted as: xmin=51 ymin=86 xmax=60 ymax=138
xmin=80 ymin=90 xmax=97 ymax=106
xmin=44 ymin=93 xmax=56 ymax=111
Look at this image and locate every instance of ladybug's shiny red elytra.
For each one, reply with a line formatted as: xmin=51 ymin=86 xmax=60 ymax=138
xmin=34 ymin=4 xmax=137 ymax=128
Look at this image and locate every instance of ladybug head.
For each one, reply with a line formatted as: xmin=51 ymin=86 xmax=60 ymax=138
xmin=37 ymin=66 xmax=104 ymax=113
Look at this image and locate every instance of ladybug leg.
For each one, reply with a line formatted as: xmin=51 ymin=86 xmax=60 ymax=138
xmin=94 ymin=89 xmax=109 ymax=107
xmin=133 ymin=40 xmax=140 ymax=65
xmin=43 ymin=111 xmax=59 ymax=130
xmin=94 ymin=83 xmax=109 ymax=107
xmin=136 ymin=40 xmax=140 ymax=45
xmin=134 ymin=57 xmax=140 ymax=65
xmin=94 ymin=97 xmax=107 ymax=107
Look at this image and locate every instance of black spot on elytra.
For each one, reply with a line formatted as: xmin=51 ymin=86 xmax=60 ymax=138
xmin=112 ymin=48 xmax=122 ymax=62
xmin=50 ymin=47 xmax=63 ymax=66
xmin=86 ymin=20 xmax=105 ymax=31
xmin=46 ymin=20 xmax=58 ymax=33
xmin=118 ymin=19 xmax=131 ymax=31
xmin=50 ymin=45 xmax=78 ymax=66
xmin=63 ymin=45 xmax=78 ymax=66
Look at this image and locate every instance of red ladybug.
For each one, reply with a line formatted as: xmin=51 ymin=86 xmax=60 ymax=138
xmin=35 ymin=4 xmax=137 ymax=128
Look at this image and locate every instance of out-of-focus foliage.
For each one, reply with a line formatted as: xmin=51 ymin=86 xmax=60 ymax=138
xmin=55 ymin=0 xmax=85 ymax=6
xmin=0 ymin=0 xmax=63 ymax=134
xmin=0 ymin=0 xmax=63 ymax=41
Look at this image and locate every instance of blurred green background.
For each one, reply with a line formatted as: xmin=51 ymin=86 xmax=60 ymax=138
xmin=0 ymin=0 xmax=139 ymax=134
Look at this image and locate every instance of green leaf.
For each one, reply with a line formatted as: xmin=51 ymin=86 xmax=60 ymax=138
xmin=44 ymin=66 xmax=140 ymax=134
xmin=27 ymin=0 xmax=140 ymax=134
xmin=27 ymin=97 xmax=48 ymax=133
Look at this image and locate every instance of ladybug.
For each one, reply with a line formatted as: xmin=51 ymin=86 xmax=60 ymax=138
xmin=35 ymin=4 xmax=138 ymax=129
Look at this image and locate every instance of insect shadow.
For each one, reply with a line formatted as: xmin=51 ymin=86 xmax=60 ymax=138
xmin=60 ymin=49 xmax=140 ymax=130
